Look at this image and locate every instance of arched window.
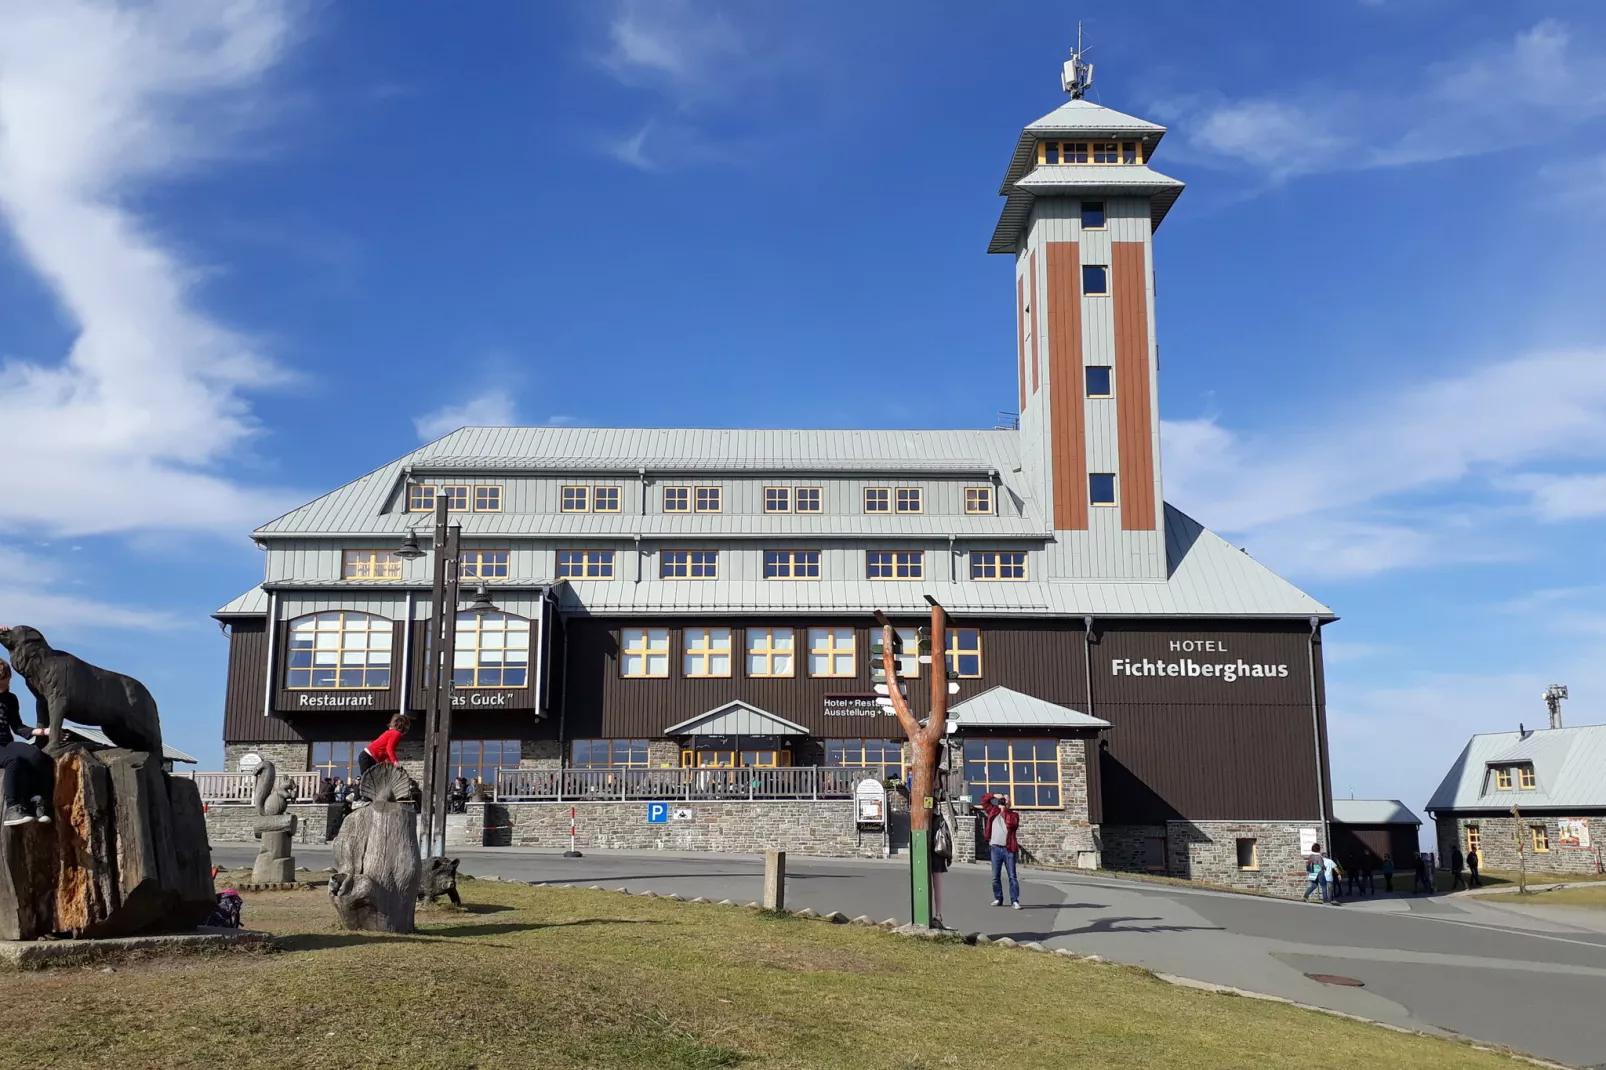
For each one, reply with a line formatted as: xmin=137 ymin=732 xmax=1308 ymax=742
xmin=285 ymin=611 xmax=394 ymax=689
xmin=454 ymin=611 xmax=531 ymax=688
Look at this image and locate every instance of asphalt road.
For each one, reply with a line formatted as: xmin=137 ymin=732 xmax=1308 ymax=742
xmin=215 ymin=845 xmax=1606 ymax=1068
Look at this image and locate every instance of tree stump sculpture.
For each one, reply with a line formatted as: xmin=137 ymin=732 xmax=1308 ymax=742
xmin=329 ymin=763 xmax=421 ymax=932
xmin=0 ymin=624 xmax=214 ymax=941
xmin=250 ymin=761 xmax=298 ymax=884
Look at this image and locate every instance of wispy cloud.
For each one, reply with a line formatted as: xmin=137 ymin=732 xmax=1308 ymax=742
xmin=0 ymin=0 xmax=302 ymax=537
xmin=414 ymin=390 xmax=519 ymax=442
xmin=1158 ymin=20 xmax=1606 ymax=181
xmin=1162 ymin=348 xmax=1606 ymax=578
xmin=601 ymin=0 xmax=744 ymax=109
xmin=0 ymin=543 xmax=175 ymax=631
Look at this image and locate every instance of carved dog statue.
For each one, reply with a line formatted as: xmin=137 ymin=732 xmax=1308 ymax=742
xmin=0 ymin=625 xmax=162 ymax=753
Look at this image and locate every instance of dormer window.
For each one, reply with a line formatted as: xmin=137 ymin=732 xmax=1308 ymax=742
xmin=1037 ymin=139 xmax=1142 ymax=166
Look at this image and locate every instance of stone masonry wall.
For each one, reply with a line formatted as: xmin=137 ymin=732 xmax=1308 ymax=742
xmin=1436 ymin=814 xmax=1606 ymax=876
xmin=224 ymin=742 xmax=310 ymax=773
xmin=1099 ymin=824 xmax=1169 ymax=873
xmin=958 ymin=739 xmax=1098 ymax=870
xmin=1169 ymin=820 xmax=1314 ymax=897
xmin=204 ymin=803 xmax=346 ymax=845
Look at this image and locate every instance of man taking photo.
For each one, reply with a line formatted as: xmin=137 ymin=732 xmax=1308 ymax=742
xmin=977 ymin=792 xmax=1022 ymax=909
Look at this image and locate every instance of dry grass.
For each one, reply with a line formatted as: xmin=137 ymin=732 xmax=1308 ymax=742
xmin=1488 ymin=883 xmax=1606 ymax=910
xmin=0 ymin=879 xmax=1538 ymax=1070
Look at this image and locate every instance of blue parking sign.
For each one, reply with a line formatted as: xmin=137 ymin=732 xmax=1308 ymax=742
xmin=646 ymin=802 xmax=670 ymax=824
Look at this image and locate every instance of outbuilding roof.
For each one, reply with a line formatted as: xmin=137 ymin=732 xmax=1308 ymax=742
xmin=662 ymin=701 xmax=811 ymax=737
xmin=1426 ymin=722 xmax=1606 ymax=812
xmin=1331 ymin=799 xmax=1421 ymax=826
xmin=949 ymin=686 xmax=1109 ymax=730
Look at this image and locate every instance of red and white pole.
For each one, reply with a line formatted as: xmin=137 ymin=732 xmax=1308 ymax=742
xmin=564 ymin=805 xmax=582 ymax=858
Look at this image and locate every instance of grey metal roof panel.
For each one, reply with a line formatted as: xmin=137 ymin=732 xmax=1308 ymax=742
xmin=259 ymin=513 xmax=1051 ymax=540
xmin=1331 ymin=799 xmax=1422 ymax=825
xmin=215 ymin=585 xmax=268 ymax=617
xmin=1162 ymin=506 xmax=1333 ymax=618
xmin=662 ymin=701 xmax=811 ymax=736
xmin=65 ymin=724 xmax=198 ymax=764
xmin=1426 ymin=723 xmax=1606 ymax=811
xmin=997 ymin=98 xmax=1169 ymax=196
xmin=950 ymin=686 xmax=1109 ymax=729
xmin=990 ymin=164 xmax=1186 ymax=254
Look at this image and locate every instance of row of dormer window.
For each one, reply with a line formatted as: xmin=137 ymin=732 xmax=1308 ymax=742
xmin=341 ymin=547 xmax=1031 ymax=582
xmin=403 ymin=484 xmax=997 ymax=516
xmin=1036 ymin=141 xmax=1144 ymax=166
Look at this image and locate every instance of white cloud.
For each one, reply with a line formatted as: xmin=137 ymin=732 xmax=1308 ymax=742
xmin=1163 ymin=20 xmax=1606 ymax=180
xmin=0 ymin=0 xmax=301 ymax=537
xmin=601 ymin=0 xmax=745 ymax=108
xmin=413 ymin=390 xmax=519 ymax=442
xmin=1162 ymin=348 xmax=1606 ymax=577
xmin=0 ymin=544 xmax=174 ymax=631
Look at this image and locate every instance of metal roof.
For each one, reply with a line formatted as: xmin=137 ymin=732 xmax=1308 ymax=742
xmin=216 ymin=585 xmax=268 ymax=616
xmin=1331 ymin=799 xmax=1421 ymax=826
xmin=662 ymin=701 xmax=811 ymax=737
xmin=1426 ymin=723 xmax=1606 ymax=812
xmin=949 ymin=686 xmax=1108 ymax=729
xmin=259 ymin=512 xmax=1051 ymax=540
xmin=998 ymin=98 xmax=1169 ymax=195
xmin=64 ymin=724 xmax=198 ymax=764
xmin=990 ymin=163 xmax=1187 ymax=253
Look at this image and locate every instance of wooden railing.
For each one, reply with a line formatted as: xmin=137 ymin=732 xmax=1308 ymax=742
xmin=176 ymin=771 xmax=320 ymax=802
xmin=494 ymin=766 xmax=867 ymax=802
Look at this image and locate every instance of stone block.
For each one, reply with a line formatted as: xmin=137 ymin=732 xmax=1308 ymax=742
xmin=0 ymin=821 xmax=57 ymax=940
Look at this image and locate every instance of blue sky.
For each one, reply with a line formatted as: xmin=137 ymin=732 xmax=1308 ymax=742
xmin=1 ymin=1 xmax=1604 ymax=822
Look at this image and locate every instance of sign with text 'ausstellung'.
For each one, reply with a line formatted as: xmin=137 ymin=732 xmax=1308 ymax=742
xmin=824 ymin=693 xmax=891 ymax=717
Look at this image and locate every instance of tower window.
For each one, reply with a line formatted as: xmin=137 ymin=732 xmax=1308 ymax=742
xmin=1081 ymin=201 xmax=1105 ymax=229
xmin=1085 ymin=366 xmax=1112 ymax=398
xmin=1123 ymin=141 xmax=1141 ymax=164
xmin=1092 ymin=142 xmax=1120 ymax=164
xmin=1083 ymin=265 xmax=1108 ymax=296
xmin=1038 ymin=140 xmax=1089 ymax=165
xmin=1089 ymin=473 xmax=1117 ymax=506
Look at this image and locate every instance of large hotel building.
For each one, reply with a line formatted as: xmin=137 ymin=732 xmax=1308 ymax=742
xmin=211 ymin=65 xmax=1336 ymax=892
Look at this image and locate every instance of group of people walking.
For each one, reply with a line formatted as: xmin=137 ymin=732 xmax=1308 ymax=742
xmin=1304 ymin=841 xmax=1478 ymax=903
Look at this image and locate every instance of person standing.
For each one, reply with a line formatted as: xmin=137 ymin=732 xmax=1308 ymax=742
xmin=357 ymin=714 xmax=410 ymax=777
xmin=1382 ymin=853 xmax=1396 ymax=893
xmin=1359 ymin=856 xmax=1375 ymax=896
xmin=1450 ymin=846 xmax=1466 ymax=891
xmin=0 ymin=659 xmax=53 ymax=826
xmin=977 ymin=792 xmax=1021 ymax=910
xmin=1467 ymin=845 xmax=1481 ymax=888
xmin=1323 ymin=851 xmax=1343 ymax=904
xmin=1302 ymin=842 xmax=1328 ymax=903
xmin=1412 ymin=852 xmax=1431 ymax=895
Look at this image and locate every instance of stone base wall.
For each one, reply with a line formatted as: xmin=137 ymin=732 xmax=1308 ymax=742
xmin=1099 ymin=824 xmax=1169 ymax=873
xmin=1101 ymin=820 xmax=1315 ymax=897
xmin=519 ymin=740 xmax=563 ymax=769
xmin=224 ymin=742 xmax=310 ymax=773
xmin=204 ymin=803 xmax=346 ymax=845
xmin=1435 ymin=814 xmax=1606 ymax=876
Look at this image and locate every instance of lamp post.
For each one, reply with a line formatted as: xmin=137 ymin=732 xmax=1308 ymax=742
xmin=394 ymin=496 xmax=461 ymax=857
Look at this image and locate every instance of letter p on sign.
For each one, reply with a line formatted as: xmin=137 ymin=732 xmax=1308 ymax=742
xmin=646 ymin=802 xmax=670 ymax=824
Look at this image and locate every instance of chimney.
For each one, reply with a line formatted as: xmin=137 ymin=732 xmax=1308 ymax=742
xmin=1544 ymin=685 xmax=1568 ymax=730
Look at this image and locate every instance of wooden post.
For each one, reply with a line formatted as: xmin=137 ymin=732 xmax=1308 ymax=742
xmin=430 ymin=523 xmax=462 ymax=857
xmin=420 ymin=496 xmax=451 ymax=856
xmin=762 ymin=850 xmax=786 ymax=911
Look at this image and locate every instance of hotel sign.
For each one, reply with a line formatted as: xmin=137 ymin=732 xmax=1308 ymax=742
xmin=824 ymin=693 xmax=891 ymax=718
xmin=1110 ymin=640 xmax=1290 ymax=682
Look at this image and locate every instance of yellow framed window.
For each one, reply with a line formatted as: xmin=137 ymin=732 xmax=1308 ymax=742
xmin=663 ymin=487 xmax=690 ymax=512
xmin=557 ymin=549 xmax=614 ymax=579
xmin=561 ymin=486 xmax=590 ymax=512
xmin=963 ymin=738 xmax=1061 ymax=809
xmin=745 ymin=627 xmax=794 ymax=677
xmin=825 ymin=739 xmax=903 ymax=779
xmin=764 ymin=550 xmax=820 ymax=579
xmin=441 ymin=485 xmax=470 ymax=512
xmin=1092 ymin=140 xmax=1121 ymax=163
xmin=459 ymin=549 xmax=510 ymax=580
xmin=1466 ymin=825 xmax=1481 ymax=854
xmin=1518 ymin=765 xmax=1536 ymax=790
xmin=661 ymin=550 xmax=718 ymax=579
xmin=965 ymin=487 xmax=993 ymax=514
xmin=593 ymin=486 xmax=621 ymax=512
xmin=343 ymin=549 xmax=403 ymax=580
xmin=972 ymin=550 xmax=1027 ymax=580
xmin=620 ymin=628 xmax=670 ymax=677
xmin=682 ymin=627 xmax=732 ymax=677
xmin=864 ymin=487 xmax=890 ymax=513
xmin=1038 ymin=140 xmax=1089 ymax=165
xmin=695 ymin=486 xmax=722 ymax=512
xmin=407 ymin=484 xmax=437 ymax=512
xmin=1495 ymin=767 xmax=1512 ymax=790
xmin=946 ymin=627 xmax=982 ymax=678
xmin=764 ymin=487 xmax=791 ymax=513
xmin=896 ymin=488 xmax=923 ymax=513
xmin=285 ymin=611 xmax=393 ymax=689
xmin=453 ymin=611 xmax=531 ymax=687
xmin=473 ymin=485 xmax=502 ymax=512
xmin=795 ymin=487 xmax=823 ymax=512
xmin=808 ymin=627 xmax=856 ymax=677
xmin=571 ymin=739 xmax=650 ymax=767
xmin=1531 ymin=825 xmax=1550 ymax=852
xmin=1123 ymin=141 xmax=1141 ymax=163
xmin=867 ymin=550 xmax=923 ymax=580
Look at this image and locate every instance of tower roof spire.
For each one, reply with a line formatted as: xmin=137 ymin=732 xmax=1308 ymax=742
xmin=1061 ymin=23 xmax=1094 ymax=99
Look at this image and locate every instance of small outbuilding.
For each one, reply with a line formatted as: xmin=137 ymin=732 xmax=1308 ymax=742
xmin=1329 ymin=798 xmax=1422 ymax=872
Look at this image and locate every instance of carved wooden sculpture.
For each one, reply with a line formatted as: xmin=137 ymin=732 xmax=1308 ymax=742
xmin=418 ymin=856 xmax=461 ymax=906
xmin=250 ymin=761 xmax=298 ymax=884
xmin=329 ymin=763 xmax=421 ymax=932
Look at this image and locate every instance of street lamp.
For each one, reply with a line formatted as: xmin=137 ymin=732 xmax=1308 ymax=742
xmin=396 ymin=499 xmax=461 ymax=858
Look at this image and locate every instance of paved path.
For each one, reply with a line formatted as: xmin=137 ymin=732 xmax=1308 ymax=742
xmin=215 ymin=846 xmax=1606 ymax=1068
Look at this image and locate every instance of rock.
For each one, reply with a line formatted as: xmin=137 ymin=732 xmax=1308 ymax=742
xmin=641 ymin=891 xmax=659 ymax=898
xmin=879 ymin=918 xmax=899 ymax=929
xmin=1055 ymin=948 xmax=1079 ymax=959
xmin=588 ymin=885 xmax=604 ymax=891
xmin=328 ymin=765 xmax=421 ymax=933
xmin=822 ymin=911 xmax=847 ymax=924
xmin=992 ymin=937 xmax=1018 ymax=948
xmin=793 ymin=908 xmax=817 ymax=918
xmin=1085 ymin=954 xmax=1105 ymax=963
xmin=974 ymin=935 xmax=992 ymax=945
xmin=1021 ymin=941 xmax=1047 ymax=952
xmin=716 ymin=899 xmax=736 ymax=907
xmin=689 ymin=896 xmax=709 ymax=904
xmin=743 ymin=902 xmax=760 ymax=909
xmin=849 ymin=915 xmax=875 ymax=926
xmin=663 ymin=894 xmax=682 ymax=901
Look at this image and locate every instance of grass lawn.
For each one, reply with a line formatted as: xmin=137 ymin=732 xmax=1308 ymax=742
xmin=0 ymin=880 xmax=1539 ymax=1070
xmin=1488 ymin=884 xmax=1606 ymax=909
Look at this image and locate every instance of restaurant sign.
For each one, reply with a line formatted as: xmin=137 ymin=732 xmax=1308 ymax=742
xmin=824 ymin=692 xmax=892 ymax=718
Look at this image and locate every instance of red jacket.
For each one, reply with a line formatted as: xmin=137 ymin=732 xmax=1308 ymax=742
xmin=978 ymin=795 xmax=1020 ymax=853
xmin=366 ymin=728 xmax=402 ymax=764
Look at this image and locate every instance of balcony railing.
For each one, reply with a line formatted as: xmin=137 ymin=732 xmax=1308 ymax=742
xmin=495 ymin=766 xmax=868 ymax=802
xmin=176 ymin=771 xmax=321 ymax=803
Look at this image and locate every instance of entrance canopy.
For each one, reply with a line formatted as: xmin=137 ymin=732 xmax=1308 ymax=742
xmin=949 ymin=686 xmax=1109 ymax=730
xmin=662 ymin=701 xmax=811 ymax=737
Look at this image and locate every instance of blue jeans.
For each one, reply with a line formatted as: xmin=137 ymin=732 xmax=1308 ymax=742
xmin=1303 ymin=874 xmax=1328 ymax=902
xmin=990 ymin=845 xmax=1019 ymax=904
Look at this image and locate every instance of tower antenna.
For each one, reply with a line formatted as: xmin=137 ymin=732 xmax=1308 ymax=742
xmin=1061 ymin=22 xmax=1094 ymax=99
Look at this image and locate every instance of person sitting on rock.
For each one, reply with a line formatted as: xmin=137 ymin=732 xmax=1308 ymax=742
xmin=0 ymin=658 xmax=53 ymax=826
xmin=357 ymin=714 xmax=410 ymax=778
